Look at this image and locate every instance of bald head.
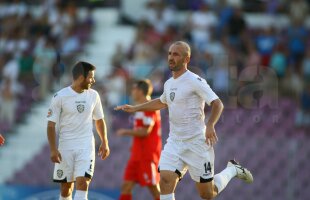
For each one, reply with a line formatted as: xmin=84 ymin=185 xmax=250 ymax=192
xmin=171 ymin=41 xmax=191 ymax=57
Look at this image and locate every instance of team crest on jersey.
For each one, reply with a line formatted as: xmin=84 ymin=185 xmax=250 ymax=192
xmin=170 ymin=92 xmax=175 ymax=101
xmin=57 ymin=169 xmax=63 ymax=178
xmin=77 ymin=104 xmax=85 ymax=113
xmin=47 ymin=109 xmax=53 ymax=118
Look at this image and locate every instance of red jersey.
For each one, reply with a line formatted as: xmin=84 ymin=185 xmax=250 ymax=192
xmin=130 ymin=111 xmax=162 ymax=163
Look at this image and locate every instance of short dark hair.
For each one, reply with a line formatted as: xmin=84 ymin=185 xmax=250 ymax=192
xmin=72 ymin=61 xmax=96 ymax=80
xmin=134 ymin=79 xmax=153 ymax=97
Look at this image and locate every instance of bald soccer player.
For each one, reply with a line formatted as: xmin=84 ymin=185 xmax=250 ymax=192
xmin=115 ymin=41 xmax=253 ymax=200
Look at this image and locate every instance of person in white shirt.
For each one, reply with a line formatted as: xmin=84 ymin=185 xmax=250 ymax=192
xmin=115 ymin=41 xmax=253 ymax=200
xmin=47 ymin=61 xmax=110 ymax=200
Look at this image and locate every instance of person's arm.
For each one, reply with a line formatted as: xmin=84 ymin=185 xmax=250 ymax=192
xmin=114 ymin=98 xmax=167 ymax=113
xmin=47 ymin=121 xmax=62 ymax=163
xmin=117 ymin=123 xmax=154 ymax=137
xmin=95 ymin=119 xmax=110 ymax=160
xmin=205 ymin=99 xmax=224 ymax=146
xmin=193 ymin=76 xmax=223 ymax=146
xmin=46 ymin=94 xmax=62 ymax=163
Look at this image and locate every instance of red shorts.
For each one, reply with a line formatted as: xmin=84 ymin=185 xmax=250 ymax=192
xmin=124 ymin=159 xmax=160 ymax=186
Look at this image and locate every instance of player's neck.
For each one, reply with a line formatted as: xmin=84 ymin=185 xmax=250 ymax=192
xmin=71 ymin=84 xmax=84 ymax=93
xmin=172 ymin=67 xmax=188 ymax=79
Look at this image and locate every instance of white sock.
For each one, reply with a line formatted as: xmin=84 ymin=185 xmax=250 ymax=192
xmin=74 ymin=190 xmax=88 ymax=200
xmin=160 ymin=193 xmax=175 ymax=200
xmin=214 ymin=166 xmax=237 ymax=193
xmin=59 ymin=195 xmax=72 ymax=200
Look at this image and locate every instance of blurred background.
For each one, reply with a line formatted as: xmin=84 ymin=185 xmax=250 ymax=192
xmin=0 ymin=0 xmax=309 ymax=199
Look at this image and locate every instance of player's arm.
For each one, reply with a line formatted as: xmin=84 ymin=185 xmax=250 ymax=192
xmin=114 ymin=98 xmax=167 ymax=113
xmin=117 ymin=123 xmax=154 ymax=138
xmin=207 ymin=99 xmax=224 ymax=126
xmin=46 ymin=94 xmax=62 ymax=163
xmin=95 ymin=119 xmax=110 ymax=160
xmin=47 ymin=121 xmax=62 ymax=163
xmin=193 ymin=77 xmax=223 ymax=146
xmin=206 ymin=99 xmax=224 ymax=145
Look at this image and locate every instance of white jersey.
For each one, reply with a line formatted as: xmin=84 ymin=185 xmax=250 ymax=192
xmin=47 ymin=86 xmax=104 ymax=150
xmin=160 ymin=70 xmax=219 ymax=140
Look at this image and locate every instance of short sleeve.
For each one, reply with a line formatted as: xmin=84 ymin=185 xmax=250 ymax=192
xmin=193 ymin=77 xmax=219 ymax=106
xmin=142 ymin=113 xmax=154 ymax=126
xmin=160 ymin=82 xmax=167 ymax=104
xmin=93 ymin=92 xmax=104 ymax=120
xmin=47 ymin=93 xmax=61 ymax=123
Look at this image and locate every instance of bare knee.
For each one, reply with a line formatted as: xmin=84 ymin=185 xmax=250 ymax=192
xmin=76 ymin=177 xmax=90 ymax=191
xmin=61 ymin=183 xmax=74 ymax=197
xmin=196 ymin=182 xmax=216 ymax=200
xmin=198 ymin=190 xmax=214 ymax=200
xmin=159 ymin=171 xmax=179 ymax=194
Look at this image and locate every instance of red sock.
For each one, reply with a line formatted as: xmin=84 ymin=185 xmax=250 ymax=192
xmin=119 ymin=194 xmax=132 ymax=200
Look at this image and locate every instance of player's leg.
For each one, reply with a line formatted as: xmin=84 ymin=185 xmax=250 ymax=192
xmin=73 ymin=149 xmax=95 ymax=200
xmin=195 ymin=160 xmax=254 ymax=199
xmin=159 ymin=170 xmax=180 ymax=200
xmin=53 ymin=149 xmax=75 ymax=200
xmin=60 ymin=182 xmax=74 ymax=200
xmin=187 ymin=138 xmax=253 ymax=199
xmin=158 ymin=138 xmax=186 ymax=200
xmin=74 ymin=176 xmax=91 ymax=200
xmin=194 ymin=160 xmax=236 ymax=199
xmin=119 ymin=159 xmax=139 ymax=200
xmin=139 ymin=161 xmax=160 ymax=200
xmin=186 ymin=140 xmax=219 ymax=199
xmin=119 ymin=181 xmax=136 ymax=200
xmin=147 ymin=184 xmax=160 ymax=200
xmin=195 ymin=181 xmax=217 ymax=199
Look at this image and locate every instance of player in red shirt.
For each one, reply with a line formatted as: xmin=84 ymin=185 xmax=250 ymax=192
xmin=0 ymin=134 xmax=4 ymax=146
xmin=117 ymin=79 xmax=162 ymax=200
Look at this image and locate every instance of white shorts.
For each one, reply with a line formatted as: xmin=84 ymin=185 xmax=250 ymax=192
xmin=53 ymin=148 xmax=95 ymax=183
xmin=159 ymin=136 xmax=215 ymax=183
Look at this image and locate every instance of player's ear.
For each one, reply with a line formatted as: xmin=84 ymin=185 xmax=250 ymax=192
xmin=184 ymin=55 xmax=190 ymax=64
xmin=78 ymin=74 xmax=85 ymax=82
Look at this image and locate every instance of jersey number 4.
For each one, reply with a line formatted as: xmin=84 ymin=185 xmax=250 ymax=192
xmin=204 ymin=162 xmax=212 ymax=174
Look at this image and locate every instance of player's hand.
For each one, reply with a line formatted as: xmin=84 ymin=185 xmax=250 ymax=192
xmin=0 ymin=134 xmax=5 ymax=146
xmin=116 ymin=129 xmax=128 ymax=136
xmin=205 ymin=124 xmax=218 ymax=147
xmin=98 ymin=142 xmax=110 ymax=160
xmin=114 ymin=104 xmax=136 ymax=113
xmin=50 ymin=149 xmax=62 ymax=163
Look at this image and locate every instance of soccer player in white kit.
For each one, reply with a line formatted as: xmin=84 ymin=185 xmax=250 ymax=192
xmin=115 ymin=41 xmax=253 ymax=200
xmin=47 ymin=61 xmax=110 ymax=200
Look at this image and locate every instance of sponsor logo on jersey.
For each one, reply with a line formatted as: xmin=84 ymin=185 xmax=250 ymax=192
xmin=170 ymin=92 xmax=175 ymax=101
xmin=57 ymin=169 xmax=63 ymax=178
xmin=47 ymin=109 xmax=53 ymax=118
xmin=77 ymin=104 xmax=85 ymax=113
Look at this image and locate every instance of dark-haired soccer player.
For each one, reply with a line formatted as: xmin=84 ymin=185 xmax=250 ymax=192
xmin=116 ymin=41 xmax=253 ymax=200
xmin=47 ymin=61 xmax=110 ymax=200
xmin=117 ymin=80 xmax=161 ymax=200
